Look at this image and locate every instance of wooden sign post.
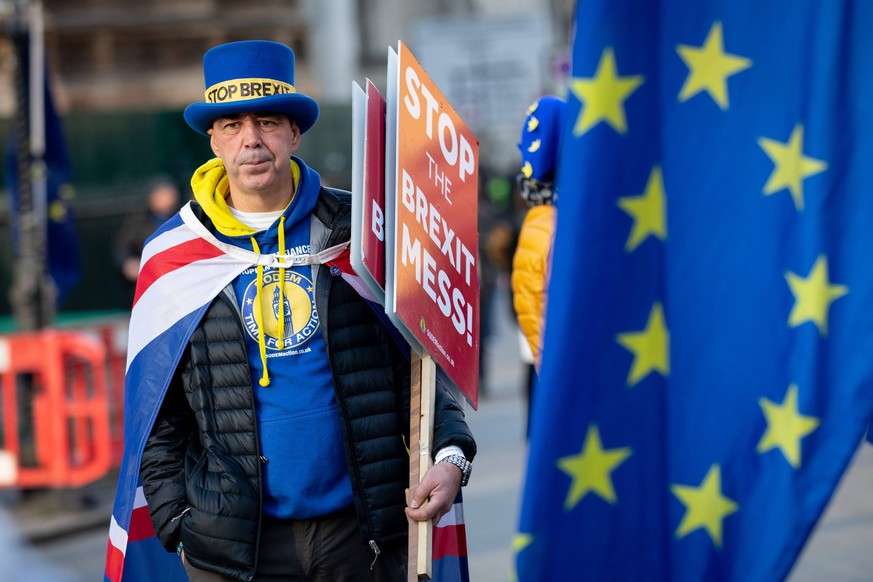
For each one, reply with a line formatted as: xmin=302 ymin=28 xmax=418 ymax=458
xmin=408 ymin=352 xmax=436 ymax=581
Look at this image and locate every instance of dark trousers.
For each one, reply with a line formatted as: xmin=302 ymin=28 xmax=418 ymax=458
xmin=183 ymin=510 xmax=406 ymax=582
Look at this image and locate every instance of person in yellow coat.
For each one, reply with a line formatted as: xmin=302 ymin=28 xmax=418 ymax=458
xmin=511 ymin=95 xmax=565 ymax=436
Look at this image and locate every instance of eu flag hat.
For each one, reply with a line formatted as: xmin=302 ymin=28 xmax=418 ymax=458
xmin=517 ymin=96 xmax=566 ymax=183
xmin=184 ymin=40 xmax=320 ymax=135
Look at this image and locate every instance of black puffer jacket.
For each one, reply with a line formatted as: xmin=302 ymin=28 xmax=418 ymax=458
xmin=139 ymin=188 xmax=476 ymax=580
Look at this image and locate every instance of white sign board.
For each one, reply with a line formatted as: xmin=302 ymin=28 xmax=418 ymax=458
xmin=411 ymin=11 xmax=554 ymax=134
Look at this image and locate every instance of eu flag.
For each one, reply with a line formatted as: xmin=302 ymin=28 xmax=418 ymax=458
xmin=515 ymin=2 xmax=873 ymax=581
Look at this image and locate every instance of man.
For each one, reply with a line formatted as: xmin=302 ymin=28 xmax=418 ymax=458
xmin=112 ymin=40 xmax=475 ymax=582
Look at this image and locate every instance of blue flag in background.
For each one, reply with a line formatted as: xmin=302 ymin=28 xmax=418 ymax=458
xmin=516 ymin=2 xmax=873 ymax=581
xmin=4 ymin=40 xmax=81 ymax=306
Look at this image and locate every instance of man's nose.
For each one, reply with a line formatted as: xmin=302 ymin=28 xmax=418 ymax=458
xmin=240 ymin=118 xmax=262 ymax=145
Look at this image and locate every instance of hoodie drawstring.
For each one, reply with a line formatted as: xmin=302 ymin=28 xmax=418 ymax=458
xmin=249 ymin=217 xmax=289 ymax=388
xmin=250 ymin=237 xmax=271 ymax=387
xmin=276 ymin=216 xmax=287 ymax=350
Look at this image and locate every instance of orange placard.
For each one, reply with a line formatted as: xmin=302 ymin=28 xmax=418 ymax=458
xmin=392 ymin=42 xmax=480 ymax=408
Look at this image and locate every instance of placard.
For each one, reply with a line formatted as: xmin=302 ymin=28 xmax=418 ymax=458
xmin=351 ymin=80 xmax=388 ymax=303
xmin=388 ymin=42 xmax=480 ymax=408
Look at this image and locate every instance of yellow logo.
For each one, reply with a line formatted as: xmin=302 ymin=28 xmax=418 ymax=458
xmin=242 ymin=269 xmax=318 ymax=350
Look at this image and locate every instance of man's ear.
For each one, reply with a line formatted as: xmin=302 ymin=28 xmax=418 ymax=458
xmin=208 ymin=129 xmax=221 ymax=158
xmin=289 ymin=122 xmax=301 ymax=152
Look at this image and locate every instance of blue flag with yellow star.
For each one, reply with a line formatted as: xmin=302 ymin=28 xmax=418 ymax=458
xmin=516 ymin=2 xmax=873 ymax=581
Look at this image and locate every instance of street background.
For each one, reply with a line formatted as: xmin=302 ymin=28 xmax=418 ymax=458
xmin=4 ymin=277 xmax=873 ymax=580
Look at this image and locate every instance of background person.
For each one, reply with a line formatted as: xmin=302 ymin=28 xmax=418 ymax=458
xmin=510 ymin=95 xmax=565 ymax=438
xmin=112 ymin=177 xmax=180 ymax=304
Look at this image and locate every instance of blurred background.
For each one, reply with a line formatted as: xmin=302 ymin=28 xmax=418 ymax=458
xmin=0 ymin=0 xmax=574 ymax=315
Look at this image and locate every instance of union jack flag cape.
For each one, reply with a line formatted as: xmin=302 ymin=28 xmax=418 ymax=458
xmin=432 ymin=491 xmax=470 ymax=582
xmin=104 ymin=202 xmax=469 ymax=581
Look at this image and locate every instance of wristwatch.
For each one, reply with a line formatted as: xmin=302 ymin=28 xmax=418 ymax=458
xmin=440 ymin=454 xmax=472 ymax=487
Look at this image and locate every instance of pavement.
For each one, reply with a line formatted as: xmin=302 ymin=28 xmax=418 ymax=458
xmin=2 ymin=282 xmax=873 ymax=580
xmin=5 ymin=473 xmax=116 ymax=544
xmin=791 ymin=444 xmax=873 ymax=581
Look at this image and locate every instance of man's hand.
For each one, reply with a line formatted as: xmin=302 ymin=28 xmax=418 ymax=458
xmin=405 ymin=461 xmax=462 ymax=526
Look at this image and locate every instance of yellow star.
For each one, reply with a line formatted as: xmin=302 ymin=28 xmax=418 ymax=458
xmin=48 ymin=200 xmax=68 ymax=222
xmin=521 ymin=161 xmax=533 ymax=179
xmin=616 ymin=303 xmax=670 ymax=386
xmin=527 ymin=116 xmax=539 ymax=132
xmin=512 ymin=533 xmax=533 ymax=554
xmin=569 ymin=47 xmax=644 ymax=137
xmin=757 ymin=384 xmax=820 ymax=468
xmin=527 ymin=139 xmax=542 ymax=153
xmin=759 ymin=124 xmax=828 ymax=211
xmin=671 ymin=464 xmax=738 ymax=547
xmin=557 ymin=424 xmax=631 ymax=509
xmin=676 ymin=22 xmax=751 ymax=109
xmin=617 ymin=166 xmax=667 ymax=251
xmin=785 ymin=255 xmax=847 ymax=335
xmin=509 ymin=533 xmax=534 ymax=582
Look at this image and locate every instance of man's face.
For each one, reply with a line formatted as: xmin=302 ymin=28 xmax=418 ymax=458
xmin=208 ymin=112 xmax=301 ymax=200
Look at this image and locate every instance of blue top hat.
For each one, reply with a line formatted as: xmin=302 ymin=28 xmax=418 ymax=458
xmin=517 ymin=96 xmax=566 ymax=183
xmin=183 ymin=40 xmax=320 ymax=135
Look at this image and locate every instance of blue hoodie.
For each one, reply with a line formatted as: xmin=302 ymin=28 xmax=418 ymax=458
xmin=190 ymin=155 xmax=352 ymax=519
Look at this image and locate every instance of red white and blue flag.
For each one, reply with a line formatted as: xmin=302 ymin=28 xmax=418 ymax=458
xmin=104 ymin=202 xmax=468 ymax=581
xmin=432 ymin=491 xmax=470 ymax=582
xmin=105 ymin=205 xmax=255 ymax=582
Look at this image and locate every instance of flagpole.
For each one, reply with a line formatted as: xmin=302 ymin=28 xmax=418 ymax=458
xmin=28 ymin=0 xmax=52 ymax=326
xmin=9 ymin=0 xmax=54 ymax=330
xmin=28 ymin=0 xmax=42 ymax=156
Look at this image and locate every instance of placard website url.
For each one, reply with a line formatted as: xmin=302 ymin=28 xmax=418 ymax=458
xmin=426 ymin=328 xmax=454 ymax=367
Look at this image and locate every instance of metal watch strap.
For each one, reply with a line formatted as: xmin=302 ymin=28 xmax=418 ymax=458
xmin=440 ymin=454 xmax=472 ymax=487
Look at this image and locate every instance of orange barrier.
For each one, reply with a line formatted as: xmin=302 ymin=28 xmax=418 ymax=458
xmin=0 ymin=330 xmax=112 ymax=488
xmin=97 ymin=323 xmax=128 ymax=467
xmin=76 ymin=320 xmax=128 ymax=467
